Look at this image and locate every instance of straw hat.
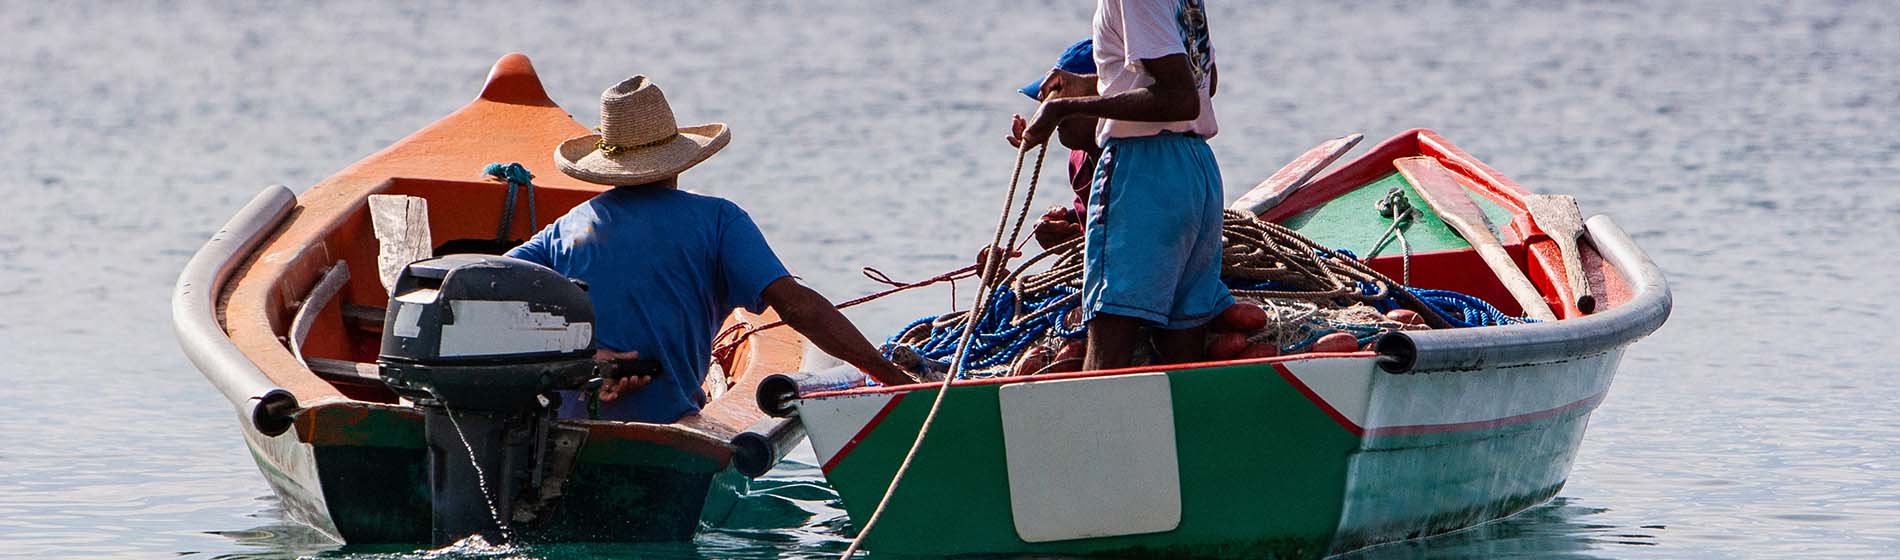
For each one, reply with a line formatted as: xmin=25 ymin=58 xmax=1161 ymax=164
xmin=554 ymin=76 xmax=730 ymax=185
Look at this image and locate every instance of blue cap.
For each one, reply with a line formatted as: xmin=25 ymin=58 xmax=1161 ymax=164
xmin=1019 ymin=39 xmax=1095 ymax=100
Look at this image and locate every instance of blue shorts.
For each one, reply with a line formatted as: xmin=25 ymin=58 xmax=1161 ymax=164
xmin=1082 ymin=133 xmax=1234 ymax=329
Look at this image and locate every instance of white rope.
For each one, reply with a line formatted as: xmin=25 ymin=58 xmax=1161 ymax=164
xmin=838 ymin=140 xmax=1049 ymax=558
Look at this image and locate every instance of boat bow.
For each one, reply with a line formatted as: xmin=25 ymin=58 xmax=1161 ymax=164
xmin=1374 ymin=215 xmax=1671 ymax=373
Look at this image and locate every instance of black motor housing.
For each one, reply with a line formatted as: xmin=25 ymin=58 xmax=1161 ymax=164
xmin=376 ymin=255 xmax=602 ymax=545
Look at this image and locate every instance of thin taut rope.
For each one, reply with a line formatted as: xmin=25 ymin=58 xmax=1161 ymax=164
xmin=838 ymin=141 xmax=1049 ymax=558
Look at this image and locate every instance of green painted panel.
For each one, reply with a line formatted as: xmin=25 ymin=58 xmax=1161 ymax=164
xmin=312 ymin=445 xmax=431 ymax=543
xmin=824 ymin=364 xmax=1364 ymax=557
xmin=575 ymin=438 xmax=725 ymax=473
xmin=824 ymin=385 xmax=1019 ymax=555
xmin=1279 ymin=172 xmax=1516 ymax=257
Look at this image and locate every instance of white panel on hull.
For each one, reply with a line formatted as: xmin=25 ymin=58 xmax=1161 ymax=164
xmin=998 ymin=373 xmax=1180 ymax=543
xmin=1281 ymin=356 xmax=1378 ymax=428
xmin=798 ymin=393 xmax=898 ymax=467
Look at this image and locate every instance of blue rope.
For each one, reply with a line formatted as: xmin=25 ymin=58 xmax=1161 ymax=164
xmin=889 ymin=247 xmax=1537 ymax=372
xmin=484 ymin=162 xmax=537 ymax=241
xmin=885 ymin=285 xmax=1083 ymax=377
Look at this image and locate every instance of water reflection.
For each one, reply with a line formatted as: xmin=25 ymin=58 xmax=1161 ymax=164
xmin=1343 ymin=498 xmax=1655 ymax=559
xmin=211 ymin=477 xmax=1661 ymax=560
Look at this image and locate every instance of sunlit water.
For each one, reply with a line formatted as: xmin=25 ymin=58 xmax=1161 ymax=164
xmin=2 ymin=1 xmax=1897 ymax=558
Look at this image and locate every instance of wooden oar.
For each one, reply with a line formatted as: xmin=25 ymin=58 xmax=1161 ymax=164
xmin=1393 ymin=157 xmax=1558 ymax=321
xmin=1229 ymin=133 xmax=1363 ymax=217
xmin=1524 ymin=194 xmax=1595 ymax=314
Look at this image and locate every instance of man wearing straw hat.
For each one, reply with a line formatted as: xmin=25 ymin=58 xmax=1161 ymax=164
xmin=1016 ymin=0 xmax=1229 ymax=371
xmin=508 ymin=76 xmax=913 ymax=423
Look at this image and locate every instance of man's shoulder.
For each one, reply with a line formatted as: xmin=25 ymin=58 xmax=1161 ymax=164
xmin=597 ymin=187 xmax=745 ymax=215
xmin=672 ymin=188 xmax=744 ymax=210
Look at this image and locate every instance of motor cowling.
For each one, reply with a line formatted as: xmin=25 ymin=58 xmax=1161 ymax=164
xmin=379 ymin=254 xmax=600 ymax=407
xmin=376 ymin=254 xmax=601 ymax=545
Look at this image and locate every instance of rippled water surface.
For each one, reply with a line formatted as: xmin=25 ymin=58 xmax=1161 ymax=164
xmin=3 ymin=1 xmax=1897 ymax=558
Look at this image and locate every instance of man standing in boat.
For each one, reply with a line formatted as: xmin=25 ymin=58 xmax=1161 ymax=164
xmin=1015 ymin=0 xmax=1230 ymax=370
xmin=507 ymin=76 xmax=913 ymax=423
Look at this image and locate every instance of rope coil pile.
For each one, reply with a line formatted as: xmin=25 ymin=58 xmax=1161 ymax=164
xmin=880 ymin=210 xmax=1537 ymax=379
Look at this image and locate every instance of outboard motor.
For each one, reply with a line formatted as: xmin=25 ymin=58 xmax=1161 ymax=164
xmin=377 ymin=255 xmax=602 ymax=545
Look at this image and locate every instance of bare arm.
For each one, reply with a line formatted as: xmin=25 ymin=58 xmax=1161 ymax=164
xmin=760 ymin=277 xmax=913 ymax=386
xmin=1021 ymin=53 xmax=1201 ymax=147
xmin=1056 ymin=116 xmax=1100 ymax=153
xmin=1209 ymin=61 xmax=1218 ymax=97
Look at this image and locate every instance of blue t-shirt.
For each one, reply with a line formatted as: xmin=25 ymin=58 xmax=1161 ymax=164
xmin=506 ymin=187 xmax=790 ymax=423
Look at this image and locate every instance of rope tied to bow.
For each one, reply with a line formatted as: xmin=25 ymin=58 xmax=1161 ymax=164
xmin=483 ymin=162 xmax=537 ymax=242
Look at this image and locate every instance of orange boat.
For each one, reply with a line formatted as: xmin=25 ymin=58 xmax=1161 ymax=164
xmin=170 ymin=54 xmax=812 ymax=544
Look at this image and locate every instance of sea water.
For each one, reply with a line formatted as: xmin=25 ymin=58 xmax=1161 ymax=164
xmin=1 ymin=1 xmax=1897 ymax=558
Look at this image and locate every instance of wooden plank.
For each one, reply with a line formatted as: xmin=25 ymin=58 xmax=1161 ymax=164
xmin=368 ymin=194 xmax=432 ymax=294
xmin=1524 ymin=194 xmax=1594 ymax=314
xmin=343 ymin=304 xmax=386 ymax=330
xmin=1229 ymin=133 xmax=1363 ymax=217
xmin=1393 ymin=157 xmax=1557 ymax=321
xmin=304 ymin=356 xmax=382 ymax=381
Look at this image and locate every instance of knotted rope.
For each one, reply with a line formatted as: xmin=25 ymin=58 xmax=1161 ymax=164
xmin=484 ymin=162 xmax=537 ymax=242
xmin=707 ymin=264 xmax=980 ymax=367
xmin=840 ymin=141 xmax=1050 ymax=558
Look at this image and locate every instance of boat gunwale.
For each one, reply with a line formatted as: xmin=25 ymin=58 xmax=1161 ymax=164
xmin=172 ymin=184 xmax=302 ymax=436
xmin=798 ymin=350 xmax=1378 ymax=400
xmin=1376 ymin=214 xmax=1670 ymax=373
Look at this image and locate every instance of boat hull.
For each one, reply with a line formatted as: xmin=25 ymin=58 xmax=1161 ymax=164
xmin=798 ymin=349 xmax=1617 ymax=557
xmin=794 ymin=130 xmax=1671 ymax=556
xmin=239 ymin=402 xmax=745 ymax=543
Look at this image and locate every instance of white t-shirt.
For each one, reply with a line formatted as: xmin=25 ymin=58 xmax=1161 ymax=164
xmin=1092 ymin=0 xmax=1218 ymax=145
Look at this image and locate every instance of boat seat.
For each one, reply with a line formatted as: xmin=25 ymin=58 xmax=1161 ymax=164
xmin=305 ymin=357 xmax=381 ymax=381
xmin=343 ymin=304 xmax=385 ymax=333
xmin=434 ymin=237 xmax=525 ymax=256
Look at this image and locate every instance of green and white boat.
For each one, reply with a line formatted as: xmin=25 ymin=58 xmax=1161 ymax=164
xmin=780 ymin=129 xmax=1671 ymax=557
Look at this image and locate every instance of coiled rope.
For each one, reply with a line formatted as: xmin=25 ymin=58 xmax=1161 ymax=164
xmin=839 ymin=142 xmax=1050 ymax=558
xmin=881 ymin=209 xmax=1548 ymax=371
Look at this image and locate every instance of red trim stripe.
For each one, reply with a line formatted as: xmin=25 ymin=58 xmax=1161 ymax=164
xmin=1366 ymin=393 xmax=1605 ymax=436
xmin=1271 ymin=362 xmax=1607 ymax=437
xmin=801 ymin=351 xmax=1375 ymax=400
xmin=1271 ymin=363 xmax=1366 ymax=436
xmin=819 ymin=393 xmax=907 ymax=474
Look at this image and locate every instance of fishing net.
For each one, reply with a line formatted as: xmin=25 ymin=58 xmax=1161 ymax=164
xmin=882 ymin=212 xmax=1534 ymax=379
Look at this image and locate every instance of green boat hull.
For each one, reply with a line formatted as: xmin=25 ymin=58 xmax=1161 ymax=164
xmin=799 ymin=352 xmax=1618 ymax=557
xmin=239 ymin=403 xmax=748 ymax=544
xmin=794 ymin=129 xmax=1671 ymax=557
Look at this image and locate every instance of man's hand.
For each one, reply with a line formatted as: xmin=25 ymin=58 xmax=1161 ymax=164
xmin=974 ymin=245 xmax=1022 ymax=281
xmin=594 ymin=348 xmax=652 ymax=402
xmin=1005 ymin=114 xmax=1028 ymax=149
xmin=1019 ymin=99 xmax=1069 ymax=150
xmin=1037 ymin=68 xmax=1096 ymax=101
xmin=1032 ymin=206 xmax=1084 ymax=249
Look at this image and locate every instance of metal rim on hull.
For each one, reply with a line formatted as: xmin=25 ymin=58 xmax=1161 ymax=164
xmin=1374 ymin=215 xmax=1671 ymax=373
xmin=172 ymin=185 xmax=302 ymax=436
